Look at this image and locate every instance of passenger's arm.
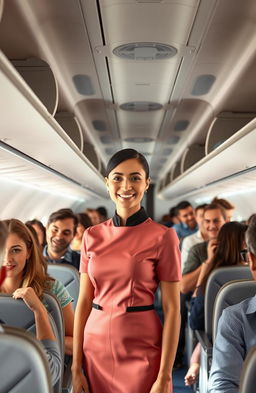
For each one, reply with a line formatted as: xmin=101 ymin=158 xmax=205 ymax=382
xmin=208 ymin=309 xmax=245 ymax=393
xmin=72 ymin=273 xmax=94 ymax=393
xmin=180 ymin=265 xmax=202 ymax=293
xmin=62 ymin=302 xmax=74 ymax=355
xmin=13 ymin=287 xmax=61 ymax=386
xmin=149 ymin=281 xmax=181 ymax=393
xmin=12 ymin=287 xmax=55 ymax=341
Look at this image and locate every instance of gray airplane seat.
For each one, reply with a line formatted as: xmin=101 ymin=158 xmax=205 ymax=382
xmin=239 ymin=345 xmax=256 ymax=393
xmin=47 ymin=263 xmax=80 ymax=310
xmin=205 ymin=266 xmax=252 ymax=338
xmin=0 ymin=293 xmax=65 ymax=393
xmin=0 ymin=324 xmax=53 ymax=393
xmin=212 ymin=279 xmax=256 ymax=342
xmin=195 ymin=267 xmax=252 ymax=393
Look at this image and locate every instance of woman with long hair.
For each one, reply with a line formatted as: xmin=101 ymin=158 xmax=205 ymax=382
xmin=72 ymin=148 xmax=181 ymax=393
xmin=1 ymin=218 xmax=74 ymax=355
xmin=185 ymin=221 xmax=248 ymax=386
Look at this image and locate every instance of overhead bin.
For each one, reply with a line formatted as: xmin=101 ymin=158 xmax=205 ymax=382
xmin=0 ymin=51 xmax=107 ymax=199
xmin=181 ymin=144 xmax=205 ymax=173
xmin=159 ymin=116 xmax=256 ymax=201
xmin=205 ymin=112 xmax=255 ymax=154
xmin=55 ymin=112 xmax=84 ymax=152
xmin=12 ymin=58 xmax=58 ymax=115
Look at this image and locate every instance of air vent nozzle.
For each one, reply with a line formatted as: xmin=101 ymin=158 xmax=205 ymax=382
xmin=113 ymin=42 xmax=177 ymax=61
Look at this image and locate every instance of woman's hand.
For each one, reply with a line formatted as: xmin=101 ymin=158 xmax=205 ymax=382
xmin=72 ymin=369 xmax=90 ymax=393
xmin=149 ymin=376 xmax=172 ymax=393
xmin=12 ymin=287 xmax=43 ymax=313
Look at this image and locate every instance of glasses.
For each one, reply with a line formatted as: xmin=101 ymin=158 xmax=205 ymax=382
xmin=240 ymin=249 xmax=249 ymax=263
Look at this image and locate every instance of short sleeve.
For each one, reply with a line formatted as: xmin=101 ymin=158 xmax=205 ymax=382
xmin=80 ymin=228 xmax=90 ymax=274
xmin=156 ymin=228 xmax=181 ymax=282
xmin=50 ymin=279 xmax=73 ymax=308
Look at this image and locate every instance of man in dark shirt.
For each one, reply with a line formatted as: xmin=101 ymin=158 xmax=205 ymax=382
xmin=44 ymin=208 xmax=80 ymax=270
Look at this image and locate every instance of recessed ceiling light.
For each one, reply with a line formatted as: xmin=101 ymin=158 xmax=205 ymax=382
xmin=120 ymin=102 xmax=162 ymax=111
xmin=162 ymin=148 xmax=173 ymax=155
xmin=174 ymin=120 xmax=189 ymax=131
xmin=113 ymin=42 xmax=177 ymax=61
xmin=191 ymin=74 xmax=216 ymax=96
xmin=124 ymin=137 xmax=154 ymax=143
xmin=92 ymin=120 xmax=107 ymax=131
xmin=167 ymin=136 xmax=180 ymax=144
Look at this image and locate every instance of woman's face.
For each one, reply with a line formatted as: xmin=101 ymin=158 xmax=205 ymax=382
xmin=3 ymin=233 xmax=30 ymax=279
xmin=105 ymin=158 xmax=150 ymax=214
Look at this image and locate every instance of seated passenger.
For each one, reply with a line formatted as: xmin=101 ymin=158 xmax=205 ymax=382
xmin=85 ymin=208 xmax=101 ymax=226
xmin=0 ymin=220 xmax=61 ymax=387
xmin=1 ymin=218 xmax=74 ymax=355
xmin=96 ymin=206 xmax=108 ymax=223
xmin=189 ymin=221 xmax=248 ymax=331
xmin=44 ymin=208 xmax=80 ymax=270
xmin=181 ymin=204 xmax=208 ymax=271
xmin=185 ymin=221 xmax=248 ymax=386
xmin=26 ymin=219 xmax=47 ymax=249
xmin=208 ymin=218 xmax=256 ymax=393
xmin=211 ymin=196 xmax=235 ymax=222
xmin=71 ymin=213 xmax=92 ymax=252
xmin=172 ymin=201 xmax=198 ymax=241
xmin=181 ymin=203 xmax=226 ymax=294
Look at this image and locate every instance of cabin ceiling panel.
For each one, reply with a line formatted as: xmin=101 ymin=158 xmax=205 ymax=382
xmin=100 ymin=0 xmax=199 ymax=45
xmin=117 ymin=111 xmax=165 ymax=139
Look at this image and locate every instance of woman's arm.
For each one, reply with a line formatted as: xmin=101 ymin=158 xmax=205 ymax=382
xmin=149 ymin=281 xmax=181 ymax=393
xmin=62 ymin=302 xmax=74 ymax=355
xmin=72 ymin=273 xmax=94 ymax=393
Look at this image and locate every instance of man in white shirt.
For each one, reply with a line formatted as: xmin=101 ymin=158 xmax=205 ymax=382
xmin=181 ymin=204 xmax=208 ymax=271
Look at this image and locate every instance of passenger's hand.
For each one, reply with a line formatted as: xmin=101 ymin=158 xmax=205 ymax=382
xmin=12 ymin=287 xmax=43 ymax=313
xmin=72 ymin=370 xmax=90 ymax=393
xmin=149 ymin=377 xmax=172 ymax=393
xmin=184 ymin=363 xmax=199 ymax=386
xmin=207 ymin=238 xmax=218 ymax=261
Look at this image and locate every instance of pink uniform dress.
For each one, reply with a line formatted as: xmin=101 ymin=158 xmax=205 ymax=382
xmin=80 ymin=212 xmax=181 ymax=393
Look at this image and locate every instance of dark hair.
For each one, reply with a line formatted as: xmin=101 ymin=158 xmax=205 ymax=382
xmin=169 ymin=206 xmax=178 ymax=217
xmin=211 ymin=197 xmax=235 ymax=210
xmin=195 ymin=203 xmax=208 ymax=213
xmin=106 ymin=149 xmax=149 ymax=179
xmin=204 ymin=203 xmax=227 ymax=220
xmin=247 ymin=213 xmax=256 ymax=226
xmin=246 ymin=219 xmax=256 ymax=256
xmin=77 ymin=213 xmax=92 ymax=229
xmin=0 ymin=221 xmax=8 ymax=264
xmin=47 ymin=208 xmax=78 ymax=234
xmin=97 ymin=206 xmax=108 ymax=218
xmin=25 ymin=219 xmax=46 ymax=247
xmin=201 ymin=221 xmax=247 ymax=293
xmin=176 ymin=201 xmax=192 ymax=213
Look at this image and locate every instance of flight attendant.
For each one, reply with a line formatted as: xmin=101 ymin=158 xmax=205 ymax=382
xmin=72 ymin=148 xmax=181 ymax=393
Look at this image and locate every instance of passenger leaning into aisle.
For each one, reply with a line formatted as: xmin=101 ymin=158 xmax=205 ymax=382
xmin=72 ymin=148 xmax=181 ymax=393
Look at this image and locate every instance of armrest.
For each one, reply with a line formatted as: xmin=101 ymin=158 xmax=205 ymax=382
xmin=62 ymin=356 xmax=72 ymax=393
xmin=195 ymin=330 xmax=212 ymax=354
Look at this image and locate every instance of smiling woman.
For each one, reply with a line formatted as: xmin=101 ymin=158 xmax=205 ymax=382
xmin=72 ymin=149 xmax=181 ymax=393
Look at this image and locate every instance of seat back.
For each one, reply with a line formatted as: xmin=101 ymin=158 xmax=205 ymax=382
xmin=205 ymin=266 xmax=252 ymax=338
xmin=0 ymin=293 xmax=64 ymax=393
xmin=213 ymin=279 xmax=256 ymax=342
xmin=47 ymin=263 xmax=80 ymax=309
xmin=239 ymin=346 xmax=256 ymax=393
xmin=0 ymin=324 xmax=53 ymax=393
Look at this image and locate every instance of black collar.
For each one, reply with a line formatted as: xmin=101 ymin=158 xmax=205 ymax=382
xmin=113 ymin=207 xmax=148 ymax=227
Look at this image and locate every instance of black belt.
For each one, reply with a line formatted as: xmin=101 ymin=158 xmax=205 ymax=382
xmin=92 ymin=303 xmax=154 ymax=312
